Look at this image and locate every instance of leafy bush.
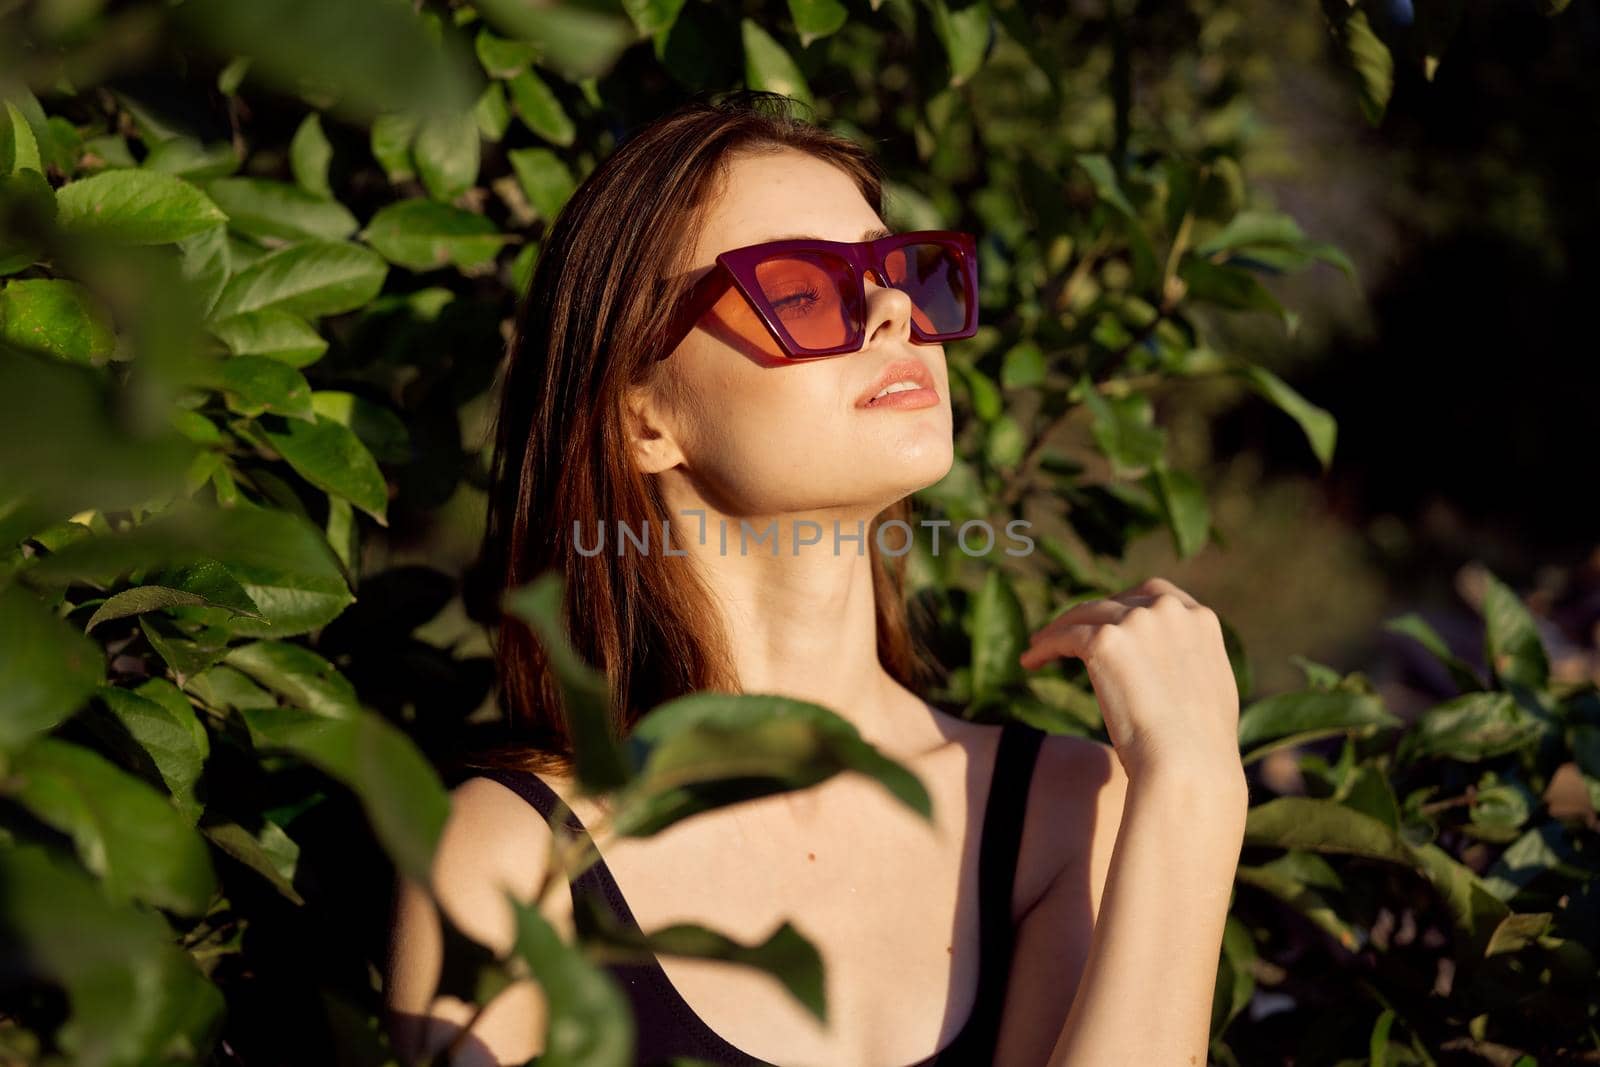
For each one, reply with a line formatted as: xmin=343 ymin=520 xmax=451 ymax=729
xmin=0 ymin=1 xmax=1594 ymax=1064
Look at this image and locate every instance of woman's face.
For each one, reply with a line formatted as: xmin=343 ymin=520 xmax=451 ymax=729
xmin=631 ymin=147 xmax=956 ymax=521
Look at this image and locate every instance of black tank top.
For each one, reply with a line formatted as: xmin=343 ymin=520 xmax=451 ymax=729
xmin=475 ymin=720 xmax=1046 ymax=1066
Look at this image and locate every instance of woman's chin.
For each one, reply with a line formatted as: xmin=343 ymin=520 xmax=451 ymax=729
xmin=871 ymin=442 xmax=956 ymax=499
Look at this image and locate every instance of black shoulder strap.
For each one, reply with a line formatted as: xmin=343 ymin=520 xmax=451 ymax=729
xmin=933 ymin=720 xmax=1047 ymax=1063
xmin=472 ymin=767 xmax=626 ymax=933
xmin=474 ymin=766 xmax=582 ymax=833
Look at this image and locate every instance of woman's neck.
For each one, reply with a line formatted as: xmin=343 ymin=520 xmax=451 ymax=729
xmin=656 ymin=496 xmax=917 ymax=742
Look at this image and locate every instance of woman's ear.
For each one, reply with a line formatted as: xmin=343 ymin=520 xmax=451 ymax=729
xmin=623 ymin=384 xmax=686 ymax=475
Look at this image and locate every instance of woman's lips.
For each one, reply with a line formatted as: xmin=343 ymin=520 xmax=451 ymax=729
xmin=860 ymin=385 xmax=940 ymax=409
xmin=856 ymin=356 xmax=939 ymax=408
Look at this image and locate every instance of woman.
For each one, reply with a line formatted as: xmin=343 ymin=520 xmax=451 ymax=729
xmin=385 ymin=90 xmax=1248 ymax=1067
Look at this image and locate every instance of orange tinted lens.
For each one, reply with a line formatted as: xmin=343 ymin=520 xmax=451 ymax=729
xmin=884 ymin=243 xmax=967 ymax=335
xmin=752 ymin=253 xmax=858 ymax=352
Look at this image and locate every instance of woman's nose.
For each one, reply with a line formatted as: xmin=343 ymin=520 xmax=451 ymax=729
xmin=862 ymin=273 xmax=915 ymax=343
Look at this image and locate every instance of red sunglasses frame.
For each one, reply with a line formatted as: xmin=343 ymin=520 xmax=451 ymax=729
xmin=655 ymin=228 xmax=980 ymax=361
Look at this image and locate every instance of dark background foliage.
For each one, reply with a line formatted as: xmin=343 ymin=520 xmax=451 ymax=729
xmin=0 ymin=0 xmax=1596 ymax=1064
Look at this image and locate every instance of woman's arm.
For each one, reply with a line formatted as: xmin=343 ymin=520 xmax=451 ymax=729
xmin=384 ymin=776 xmax=557 ymax=1066
xmin=1045 ymin=762 xmax=1247 ymax=1066
xmin=1013 ymin=576 xmax=1249 ymax=1066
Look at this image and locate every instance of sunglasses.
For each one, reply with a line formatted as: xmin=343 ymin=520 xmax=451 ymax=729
xmin=656 ymin=229 xmax=979 ymax=361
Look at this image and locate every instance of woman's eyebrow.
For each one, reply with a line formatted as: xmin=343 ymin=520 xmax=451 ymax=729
xmin=758 ymin=224 xmax=896 ymax=242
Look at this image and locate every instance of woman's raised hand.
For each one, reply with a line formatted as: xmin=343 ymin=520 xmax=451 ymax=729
xmin=1018 ymin=576 xmax=1244 ymax=788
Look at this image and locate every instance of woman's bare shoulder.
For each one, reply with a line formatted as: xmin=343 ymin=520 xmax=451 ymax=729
xmin=1016 ymin=733 xmax=1130 ymax=918
xmin=385 ymin=773 xmax=567 ymax=1067
xmin=431 ymin=774 xmax=563 ymax=939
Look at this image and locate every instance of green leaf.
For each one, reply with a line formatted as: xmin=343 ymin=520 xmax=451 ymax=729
xmin=475 ymin=81 xmax=512 ymax=142
xmin=1480 ymin=570 xmax=1550 ymax=692
xmin=212 ymin=240 xmax=388 ymax=319
xmin=504 ymin=894 xmax=634 ymax=1067
xmin=506 ymin=68 xmax=576 ymax=147
xmin=574 ymin=891 xmax=826 ymax=1022
xmin=613 ymin=691 xmax=932 ymax=837
xmin=1469 ymin=777 xmax=1534 ymax=841
xmin=204 ymin=177 xmax=357 ymax=243
xmin=1383 ymin=612 xmax=1484 ymax=693
xmin=289 ymin=113 xmax=334 ymax=199
xmin=741 ymin=19 xmax=813 ymax=108
xmin=999 ymin=340 xmax=1046 ymax=389
xmin=85 ymin=558 xmax=264 ymax=632
xmin=1196 ymin=210 xmax=1356 ymax=282
xmin=1238 ymin=687 xmax=1401 ymax=762
xmin=787 ymin=0 xmax=848 ymax=47
xmin=475 ymin=28 xmax=541 ymax=77
xmin=983 ymin=413 xmax=1025 ymax=469
xmin=1 ymin=100 xmax=43 ymax=175
xmin=1080 ymin=378 xmax=1165 ymax=476
xmin=1484 ymin=912 xmax=1554 ymax=957
xmin=239 ymin=702 xmax=450 ymax=883
xmin=1370 ymin=1009 xmax=1396 ymax=1066
xmin=1213 ymin=914 xmax=1258 ymax=1033
xmin=954 ymin=361 xmax=1002 ymax=421
xmin=201 ymin=818 xmax=304 ymax=904
xmin=370 ymin=112 xmax=418 ymax=183
xmin=186 ymin=662 xmax=279 ymax=712
xmin=177 ymin=222 xmax=231 ymax=319
xmin=1480 ymin=821 xmax=1583 ymax=904
xmin=1146 ymin=460 xmax=1209 ymax=559
xmin=204 ymin=509 xmax=353 ymax=637
xmin=10 ymin=736 xmax=217 ymax=915
xmin=1323 ymin=2 xmax=1394 ymax=125
xmin=1410 ymin=840 xmax=1513 ymax=952
xmin=472 ymin=0 xmax=637 ymax=81
xmin=413 ymin=109 xmax=481 ymax=202
xmin=209 ymin=309 xmax=329 ymax=367
xmin=311 ymin=390 xmax=411 ymax=464
xmin=141 ymin=136 xmax=242 ymax=181
xmin=216 ymin=353 xmax=315 ymax=421
xmin=1076 ymin=153 xmax=1136 ymax=217
xmin=24 ymin=504 xmax=354 ymax=639
xmin=508 ymin=147 xmax=576 ymax=221
xmin=925 ymin=0 xmax=991 ymax=87
xmin=1404 ymin=691 xmax=1543 ymax=763
xmin=224 ymin=639 xmax=359 ymax=718
xmin=152 ymin=558 xmax=265 ymax=622
xmin=0 ymin=278 xmax=117 ymax=364
xmin=0 ymin=844 xmax=225 ymax=1067
xmin=1235 ymin=862 xmax=1363 ymax=953
xmin=361 ymin=199 xmax=510 ymax=272
xmin=0 ymin=582 xmax=105 ymax=750
xmin=0 ymin=348 xmax=201 ymax=545
xmin=55 ymin=169 xmax=227 ymax=245
xmin=1179 ymin=257 xmax=1295 ymax=331
xmin=140 ymin=615 xmax=233 ymax=685
xmin=95 ymin=679 xmax=211 ymax=823
xmin=1229 ymin=362 xmax=1336 ymax=471
xmin=0 ymin=168 xmax=56 ymax=275
xmin=621 ymin=0 xmax=689 ymax=37
xmin=971 ymin=568 xmax=1027 ymax=698
xmin=260 ymin=413 xmax=390 ymax=524
xmin=173 ymin=0 xmax=477 ymax=123
xmin=511 ymin=241 xmax=540 ymax=296
xmin=1245 ymin=796 xmax=1414 ymax=865
xmin=503 ymin=570 xmax=633 ymax=792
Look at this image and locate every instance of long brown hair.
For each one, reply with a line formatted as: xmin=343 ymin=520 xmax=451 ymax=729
xmin=469 ymin=90 xmax=942 ymax=777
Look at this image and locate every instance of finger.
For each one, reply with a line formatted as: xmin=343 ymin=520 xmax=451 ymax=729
xmin=1125 ymin=575 xmax=1200 ymax=609
xmin=1025 ymin=595 xmax=1153 ymax=645
xmin=1019 ymin=624 xmax=1103 ymax=668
